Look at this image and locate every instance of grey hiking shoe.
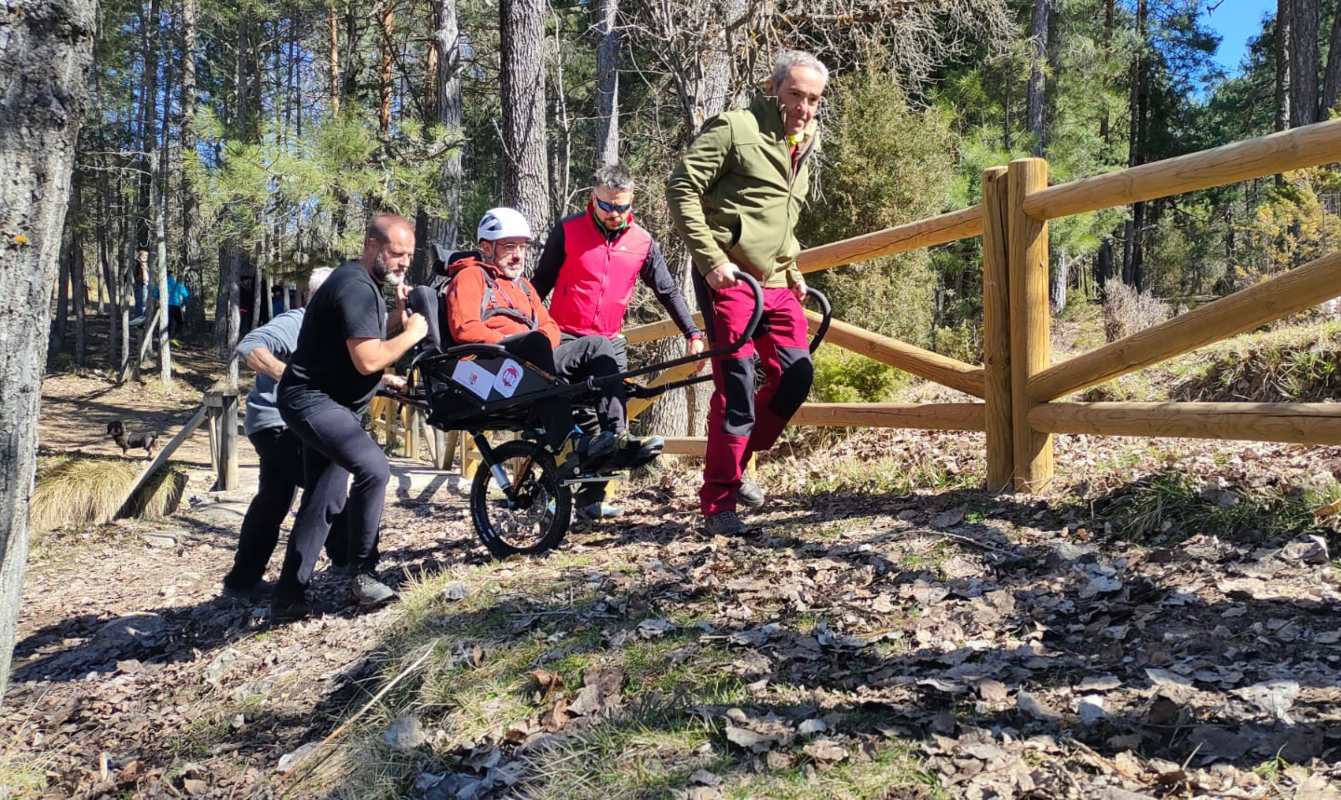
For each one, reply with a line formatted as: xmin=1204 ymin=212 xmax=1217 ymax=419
xmin=555 ymin=430 xmax=618 ymax=477
xmin=736 ymin=479 xmax=766 ymax=510
xmin=348 ymin=572 xmax=397 ymax=607
xmin=704 ymin=511 xmax=749 ymax=536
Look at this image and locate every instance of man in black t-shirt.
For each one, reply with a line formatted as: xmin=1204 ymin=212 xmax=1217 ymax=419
xmin=272 ymin=213 xmax=428 ymax=620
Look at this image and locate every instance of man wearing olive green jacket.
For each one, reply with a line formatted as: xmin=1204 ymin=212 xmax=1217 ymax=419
xmin=667 ymin=50 xmax=828 ymax=536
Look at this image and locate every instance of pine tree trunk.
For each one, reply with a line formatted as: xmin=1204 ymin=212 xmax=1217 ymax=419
xmin=379 ymin=0 xmax=395 ymax=133
xmin=593 ymin=0 xmax=620 ymax=167
xmin=215 ymin=243 xmax=242 ymax=354
xmin=429 ymin=0 xmax=464 ymax=251
xmin=1278 ymin=0 xmax=1293 ymax=131
xmin=50 ymin=233 xmax=70 ymax=360
xmin=499 ymin=0 xmax=551 ymax=241
xmin=1322 ymin=4 xmax=1341 ymax=114
xmin=179 ymin=0 xmax=205 ymax=334
xmin=0 ymin=0 xmax=96 ymax=705
xmin=1123 ymin=0 xmax=1148 ymax=286
xmin=328 ymin=0 xmax=341 ymax=115
xmin=1100 ymin=0 xmax=1115 ymax=144
xmin=1026 ymin=0 xmax=1050 ymax=156
xmin=71 ymin=172 xmax=87 ymax=368
xmin=1292 ymin=0 xmax=1320 ymax=127
xmin=136 ymin=0 xmax=161 ymax=250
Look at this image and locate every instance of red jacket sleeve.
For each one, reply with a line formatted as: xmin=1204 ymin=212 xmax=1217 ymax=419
xmin=446 ymin=269 xmax=504 ymax=344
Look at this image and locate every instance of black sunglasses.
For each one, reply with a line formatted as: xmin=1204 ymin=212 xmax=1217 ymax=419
xmin=595 ymin=197 xmax=632 ymax=213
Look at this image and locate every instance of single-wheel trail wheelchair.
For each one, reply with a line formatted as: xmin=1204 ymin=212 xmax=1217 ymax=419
xmin=387 ymin=270 xmax=832 ymax=558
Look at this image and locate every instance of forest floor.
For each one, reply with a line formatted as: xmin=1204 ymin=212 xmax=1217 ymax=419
xmin=7 ymin=316 xmax=1341 ymax=799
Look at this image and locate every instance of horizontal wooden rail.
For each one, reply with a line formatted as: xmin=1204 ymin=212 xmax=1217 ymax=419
xmin=1028 ymin=249 xmax=1341 ymax=401
xmin=662 ymin=436 xmax=707 ymax=457
xmin=791 ymin=402 xmax=985 ymax=431
xmin=1030 ymin=402 xmax=1341 ymax=446
xmin=798 ymin=206 xmax=983 ymax=274
xmin=806 ymin=311 xmax=986 ymax=398
xmin=624 ymin=312 xmax=706 ymax=346
xmin=1024 ymin=117 xmax=1341 ymax=220
xmin=626 ymin=362 xmax=702 ymax=420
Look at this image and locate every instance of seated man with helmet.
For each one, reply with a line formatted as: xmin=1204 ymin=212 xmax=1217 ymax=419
xmin=435 ymin=207 xmax=655 ymax=476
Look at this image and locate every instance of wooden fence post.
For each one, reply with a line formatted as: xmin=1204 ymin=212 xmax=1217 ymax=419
xmin=217 ymin=391 xmax=240 ymax=491
xmin=1007 ymin=158 xmax=1053 ymax=492
xmin=981 ymin=166 xmax=1013 ymax=491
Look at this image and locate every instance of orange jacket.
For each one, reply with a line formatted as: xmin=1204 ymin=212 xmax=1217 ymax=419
xmin=444 ymin=256 xmax=560 ymax=349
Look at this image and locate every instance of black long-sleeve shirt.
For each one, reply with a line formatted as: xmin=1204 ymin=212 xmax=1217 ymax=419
xmin=533 ymin=214 xmax=702 ymax=339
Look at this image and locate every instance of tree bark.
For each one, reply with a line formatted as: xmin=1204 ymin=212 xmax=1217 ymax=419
xmin=1026 ymin=0 xmax=1050 ymax=156
xmin=379 ymin=0 xmax=395 ymax=133
xmin=1291 ymin=0 xmax=1320 ymax=127
xmin=0 ymin=0 xmax=96 ymax=705
xmin=1100 ymin=0 xmax=1115 ymax=145
xmin=499 ymin=0 xmax=551 ymax=242
xmin=328 ymin=0 xmax=341 ymax=115
xmin=50 ymin=231 xmax=70 ymax=360
xmin=136 ymin=0 xmax=161 ymax=250
xmin=179 ymin=0 xmax=205 ymax=334
xmin=593 ymin=0 xmax=620 ymax=166
xmin=429 ymin=0 xmax=464 ymax=252
xmin=1323 ymin=3 xmax=1341 ymax=114
xmin=71 ymin=171 xmax=87 ymax=368
xmin=1123 ymin=0 xmax=1148 ymax=286
xmin=1278 ymin=0 xmax=1293 ymax=131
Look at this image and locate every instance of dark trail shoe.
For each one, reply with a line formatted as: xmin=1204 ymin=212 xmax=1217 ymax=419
xmin=269 ymin=590 xmax=312 ymax=623
xmin=704 ymin=511 xmax=749 ymax=536
xmin=348 ymin=572 xmax=397 ymax=607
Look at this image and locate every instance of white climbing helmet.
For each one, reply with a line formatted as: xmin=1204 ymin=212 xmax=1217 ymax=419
xmin=476 ymin=207 xmax=533 ymax=242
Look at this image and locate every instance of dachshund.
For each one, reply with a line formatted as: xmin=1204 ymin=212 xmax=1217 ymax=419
xmin=106 ymin=420 xmax=159 ymax=459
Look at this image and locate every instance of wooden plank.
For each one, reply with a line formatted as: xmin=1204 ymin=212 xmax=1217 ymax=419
xmin=1024 ymin=117 xmax=1341 ymax=220
xmin=661 ymin=437 xmax=707 ymax=457
xmin=805 ymin=311 xmax=985 ymax=398
xmin=981 ymin=166 xmax=1013 ymax=491
xmin=1030 ymin=402 xmax=1341 ymax=446
xmin=626 ymin=362 xmax=703 ymax=421
xmin=790 ymin=403 xmax=985 ymax=431
xmin=797 ymin=206 xmax=984 ymax=275
xmin=1008 ymin=158 xmax=1053 ymax=492
xmin=1028 ymin=248 xmax=1341 ymax=402
xmin=116 ymin=405 xmax=208 ymax=517
xmin=624 ymin=314 xmax=705 ymax=346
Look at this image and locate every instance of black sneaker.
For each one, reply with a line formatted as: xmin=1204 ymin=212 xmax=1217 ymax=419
xmin=736 ymin=479 xmax=766 ymax=510
xmin=269 ymin=589 xmax=312 ymax=623
xmin=348 ymin=572 xmax=397 ymax=607
xmin=704 ymin=511 xmax=749 ymax=536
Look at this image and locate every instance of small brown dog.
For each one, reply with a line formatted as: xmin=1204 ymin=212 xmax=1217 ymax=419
xmin=107 ymin=420 xmax=159 ymax=459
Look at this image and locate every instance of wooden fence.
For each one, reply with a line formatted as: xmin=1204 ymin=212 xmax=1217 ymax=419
xmin=624 ymin=117 xmax=1341 ymax=492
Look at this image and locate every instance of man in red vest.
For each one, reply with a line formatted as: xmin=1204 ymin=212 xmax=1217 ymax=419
xmin=534 ymin=161 xmax=705 ymax=521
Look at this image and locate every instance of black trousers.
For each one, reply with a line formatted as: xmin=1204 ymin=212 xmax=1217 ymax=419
xmin=224 ymin=426 xmax=351 ymax=590
xmin=556 ymin=333 xmax=629 ymax=506
xmin=275 ymin=399 xmax=389 ymax=593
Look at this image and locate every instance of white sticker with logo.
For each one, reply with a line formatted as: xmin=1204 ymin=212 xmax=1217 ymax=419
xmin=451 ymin=359 xmax=494 ymax=400
xmin=492 ymin=359 xmax=524 ymax=398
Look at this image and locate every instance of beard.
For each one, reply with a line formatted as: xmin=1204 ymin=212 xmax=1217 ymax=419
xmin=370 ymin=251 xmax=404 ymax=286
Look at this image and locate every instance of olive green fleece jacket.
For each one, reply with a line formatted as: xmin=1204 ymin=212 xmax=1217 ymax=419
xmin=666 ymin=93 xmax=818 ymax=289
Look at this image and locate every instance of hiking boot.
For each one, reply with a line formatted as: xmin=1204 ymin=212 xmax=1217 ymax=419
xmin=554 ymin=430 xmax=617 ymax=477
xmin=736 ymin=479 xmax=766 ymax=510
xmin=269 ymin=589 xmax=312 ymax=623
xmin=617 ymin=433 xmax=664 ymax=468
xmin=576 ymin=501 xmax=624 ymax=522
xmin=348 ymin=572 xmax=397 ymax=607
xmin=704 ymin=510 xmax=749 ymax=536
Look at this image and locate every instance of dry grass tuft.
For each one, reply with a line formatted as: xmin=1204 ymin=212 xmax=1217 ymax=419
xmin=30 ymin=454 xmax=187 ymax=533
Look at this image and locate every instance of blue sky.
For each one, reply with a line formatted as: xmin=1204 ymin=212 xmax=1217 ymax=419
xmin=1202 ymin=0 xmax=1276 ymax=75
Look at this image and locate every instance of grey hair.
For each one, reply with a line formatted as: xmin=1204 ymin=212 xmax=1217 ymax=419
xmin=769 ymin=49 xmax=829 ymax=88
xmin=308 ymin=266 xmax=334 ymax=296
xmin=593 ymin=161 xmax=634 ymax=192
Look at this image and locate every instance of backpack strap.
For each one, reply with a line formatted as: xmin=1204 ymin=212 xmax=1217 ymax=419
xmin=477 ymin=267 xmax=538 ymax=330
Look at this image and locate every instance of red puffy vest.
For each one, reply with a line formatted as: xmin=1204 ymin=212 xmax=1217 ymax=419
xmin=547 ymin=213 xmax=653 ymax=337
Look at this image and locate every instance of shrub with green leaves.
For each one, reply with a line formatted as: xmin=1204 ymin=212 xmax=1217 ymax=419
xmin=810 ymin=346 xmax=903 ymax=403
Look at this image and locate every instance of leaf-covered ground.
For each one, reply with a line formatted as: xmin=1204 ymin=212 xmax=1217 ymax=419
xmin=5 ymin=430 xmax=1341 ymax=799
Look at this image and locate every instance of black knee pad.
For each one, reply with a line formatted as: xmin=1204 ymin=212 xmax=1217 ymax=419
xmin=769 ymin=349 xmax=813 ymax=419
xmin=721 ymin=355 xmax=758 ymax=436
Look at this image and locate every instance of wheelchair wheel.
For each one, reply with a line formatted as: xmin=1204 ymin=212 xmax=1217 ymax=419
xmin=470 ymin=439 xmax=572 ymax=558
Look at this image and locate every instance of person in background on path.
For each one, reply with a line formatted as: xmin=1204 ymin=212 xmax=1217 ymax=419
xmin=222 ymin=267 xmax=355 ymax=601
xmin=270 ymin=214 xmax=428 ymax=621
xmin=150 ymin=271 xmax=190 ymax=335
xmin=533 ymin=160 xmax=703 ymax=521
xmin=132 ymin=249 xmax=148 ymax=319
xmin=667 ymin=49 xmax=827 ymax=537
